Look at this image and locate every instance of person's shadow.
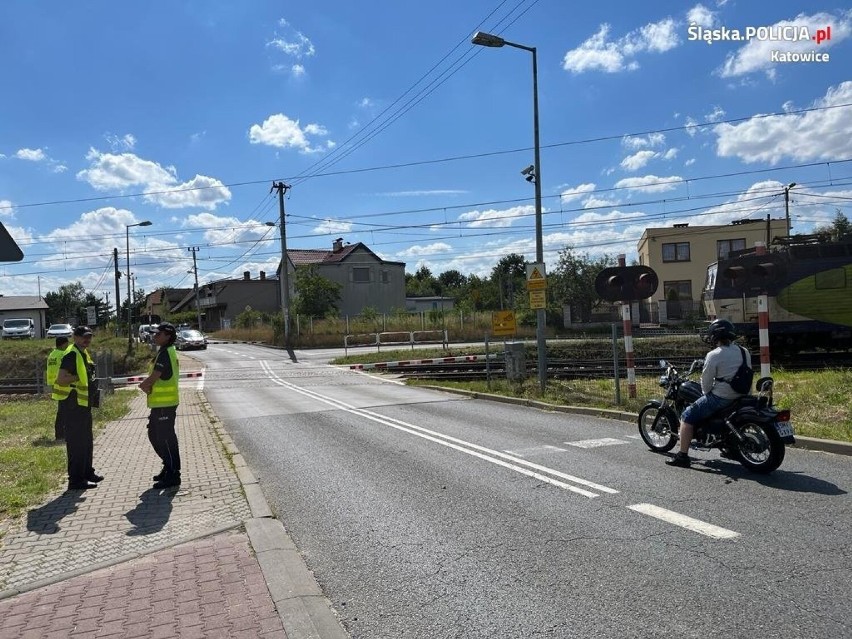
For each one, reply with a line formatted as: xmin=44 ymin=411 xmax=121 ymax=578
xmin=27 ymin=491 xmax=86 ymax=534
xmin=125 ymin=488 xmax=176 ymax=536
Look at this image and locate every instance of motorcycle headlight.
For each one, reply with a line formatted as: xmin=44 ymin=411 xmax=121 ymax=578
xmin=658 ymin=375 xmax=668 ymax=387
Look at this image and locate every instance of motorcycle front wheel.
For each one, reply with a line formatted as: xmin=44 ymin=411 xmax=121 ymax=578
xmin=638 ymin=404 xmax=678 ymax=452
xmin=733 ymin=421 xmax=785 ymax=473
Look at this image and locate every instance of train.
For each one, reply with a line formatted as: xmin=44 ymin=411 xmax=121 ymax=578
xmin=703 ymin=236 xmax=852 ymax=353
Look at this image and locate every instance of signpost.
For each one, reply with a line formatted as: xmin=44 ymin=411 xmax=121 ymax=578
xmin=526 ymin=262 xmax=547 ymax=310
xmin=491 ymin=310 xmax=516 ymax=337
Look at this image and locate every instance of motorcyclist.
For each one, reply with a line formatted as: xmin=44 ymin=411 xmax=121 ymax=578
xmin=666 ymin=319 xmax=752 ymax=468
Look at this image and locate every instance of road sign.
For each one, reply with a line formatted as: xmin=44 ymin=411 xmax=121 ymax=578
xmin=526 ymin=263 xmax=547 ymax=290
xmin=86 ymin=306 xmax=97 ymax=325
xmin=529 ymin=289 xmax=546 ymax=310
xmin=491 ymin=310 xmax=516 ymax=336
xmin=0 ymin=222 xmax=23 ymax=262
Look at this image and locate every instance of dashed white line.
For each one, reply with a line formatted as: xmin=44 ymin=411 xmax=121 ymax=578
xmin=628 ymin=503 xmax=740 ymax=539
xmin=565 ymin=438 xmax=627 ymax=448
xmin=504 ymin=445 xmax=567 ymax=457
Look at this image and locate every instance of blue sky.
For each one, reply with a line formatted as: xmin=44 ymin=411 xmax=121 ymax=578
xmin=0 ymin=0 xmax=850 ymax=303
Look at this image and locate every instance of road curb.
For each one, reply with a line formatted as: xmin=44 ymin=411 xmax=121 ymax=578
xmin=203 ymin=395 xmax=349 ymax=638
xmin=419 ymin=385 xmax=852 ymax=457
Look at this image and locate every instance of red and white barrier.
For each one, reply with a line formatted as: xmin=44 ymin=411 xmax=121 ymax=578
xmin=110 ymin=370 xmax=204 ymax=385
xmin=349 ymin=354 xmax=493 ymax=371
xmin=757 ymin=294 xmax=771 ymax=378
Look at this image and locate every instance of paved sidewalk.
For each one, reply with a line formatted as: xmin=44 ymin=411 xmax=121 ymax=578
xmin=0 ymin=381 xmax=347 ymax=638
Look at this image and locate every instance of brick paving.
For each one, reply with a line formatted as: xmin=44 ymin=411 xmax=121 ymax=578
xmin=0 ymin=380 xmax=286 ymax=638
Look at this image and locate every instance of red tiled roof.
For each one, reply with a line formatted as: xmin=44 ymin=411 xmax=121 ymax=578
xmin=288 ymin=242 xmax=361 ymax=265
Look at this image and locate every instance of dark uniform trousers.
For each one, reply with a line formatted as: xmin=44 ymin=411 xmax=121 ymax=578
xmin=147 ymin=407 xmax=181 ymax=473
xmin=54 ymin=398 xmax=69 ymax=440
xmin=64 ymin=399 xmax=94 ymax=484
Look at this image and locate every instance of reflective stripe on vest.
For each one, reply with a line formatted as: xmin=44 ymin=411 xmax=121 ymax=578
xmin=51 ymin=344 xmax=75 ymax=401
xmin=147 ymin=346 xmax=179 ymax=408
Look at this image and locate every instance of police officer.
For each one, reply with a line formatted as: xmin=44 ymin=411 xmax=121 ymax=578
xmin=139 ymin=322 xmax=182 ymax=488
xmin=55 ymin=326 xmax=103 ymax=490
xmin=47 ymin=336 xmax=70 ymax=440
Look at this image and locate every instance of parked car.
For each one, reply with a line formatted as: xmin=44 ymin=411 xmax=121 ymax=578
xmin=1 ymin=318 xmax=35 ymax=339
xmin=138 ymin=324 xmax=159 ymax=343
xmin=46 ymin=323 xmax=74 ymax=339
xmin=175 ymin=329 xmax=207 ymax=351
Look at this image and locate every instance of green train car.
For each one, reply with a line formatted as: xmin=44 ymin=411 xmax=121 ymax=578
xmin=703 ymin=237 xmax=852 ymax=352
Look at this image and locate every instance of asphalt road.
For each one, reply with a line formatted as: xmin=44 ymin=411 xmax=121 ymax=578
xmin=193 ymin=343 xmax=852 ymax=638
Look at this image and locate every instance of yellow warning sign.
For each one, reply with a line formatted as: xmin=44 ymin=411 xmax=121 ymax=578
xmin=526 ymin=262 xmax=547 ymax=290
xmin=529 ymin=289 xmax=546 ymax=310
xmin=491 ymin=310 xmax=516 ymax=336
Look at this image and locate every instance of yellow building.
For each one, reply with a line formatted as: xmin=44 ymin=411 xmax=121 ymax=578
xmin=636 ymin=218 xmax=788 ymax=320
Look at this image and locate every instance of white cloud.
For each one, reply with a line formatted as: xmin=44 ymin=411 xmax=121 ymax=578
xmin=614 ymin=175 xmax=683 ymax=192
xmin=705 ymin=105 xmax=726 ymax=122
xmin=560 ymin=183 xmax=596 ymax=203
xmin=313 ymin=218 xmax=352 ymax=234
xmin=583 ymin=196 xmax=620 ymax=209
xmin=458 ymin=205 xmax=532 ymax=228
xmin=0 ymin=199 xmax=14 ymax=219
xmin=77 ymin=149 xmax=232 ymax=209
xmin=622 ymin=132 xmax=665 ymax=149
xmin=248 ymin=113 xmax=334 ymax=154
xmin=684 ymin=116 xmax=700 ymax=137
xmin=620 ymin=150 xmax=658 ymax=171
xmin=378 ymin=189 xmax=467 ymax=197
xmin=663 ymin=148 xmax=679 ymax=160
xmin=182 ymin=212 xmax=272 ymax=245
xmin=267 ymin=21 xmax=315 ymax=59
xmin=291 ymin=64 xmax=306 ymax=77
xmin=397 ymin=242 xmax=452 ymax=258
xmin=562 ymin=17 xmax=679 ymax=74
xmin=105 ymin=133 xmax=136 ymax=152
xmin=15 ymin=148 xmax=46 ymax=161
xmin=714 ymin=81 xmax=852 ymax=164
xmin=685 ymin=158 xmax=696 ymax=166
xmin=718 ymin=11 xmax=851 ymax=78
xmin=687 ymin=4 xmax=717 ymax=29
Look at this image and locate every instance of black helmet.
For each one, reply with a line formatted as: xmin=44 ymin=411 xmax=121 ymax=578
xmin=705 ymin=318 xmax=737 ymax=344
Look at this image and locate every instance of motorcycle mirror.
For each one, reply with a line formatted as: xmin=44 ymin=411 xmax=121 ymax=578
xmin=659 ymin=359 xmax=667 ymax=368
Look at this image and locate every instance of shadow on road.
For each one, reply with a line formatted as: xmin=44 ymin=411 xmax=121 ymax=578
xmin=125 ymin=487 xmax=176 ymax=536
xmin=696 ymin=459 xmax=847 ymax=495
xmin=26 ymin=491 xmax=86 ymax=534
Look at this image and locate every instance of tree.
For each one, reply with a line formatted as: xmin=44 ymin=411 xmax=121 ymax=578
xmin=491 ymin=253 xmax=527 ymax=310
xmin=405 ymin=265 xmax=439 ymax=296
xmin=550 ymin=247 xmax=616 ymax=323
xmin=814 ymin=210 xmax=851 ymax=242
xmin=437 ymin=269 xmax=467 ymax=291
xmin=291 ymin=266 xmax=342 ymax=316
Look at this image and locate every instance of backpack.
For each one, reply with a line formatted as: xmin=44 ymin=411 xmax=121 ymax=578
xmin=725 ymin=346 xmax=754 ymax=394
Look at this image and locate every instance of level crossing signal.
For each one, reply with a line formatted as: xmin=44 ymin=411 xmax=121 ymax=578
xmin=594 ymin=265 xmax=659 ymax=302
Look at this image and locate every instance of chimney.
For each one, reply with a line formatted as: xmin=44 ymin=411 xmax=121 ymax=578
xmin=260 ymin=271 xmax=266 ymax=280
xmin=243 ymin=271 xmax=250 ymax=280
xmin=333 ymin=237 xmax=343 ymax=253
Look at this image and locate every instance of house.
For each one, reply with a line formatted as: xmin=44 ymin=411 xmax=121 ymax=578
xmin=143 ymin=287 xmax=192 ymax=322
xmin=287 ymin=238 xmax=406 ymax=316
xmin=0 ymin=295 xmax=49 ymax=336
xmin=636 ymin=218 xmax=788 ymax=320
xmin=170 ymin=271 xmax=279 ymax=331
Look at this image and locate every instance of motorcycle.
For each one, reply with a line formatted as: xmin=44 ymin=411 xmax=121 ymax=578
xmin=637 ymin=359 xmax=795 ymax=473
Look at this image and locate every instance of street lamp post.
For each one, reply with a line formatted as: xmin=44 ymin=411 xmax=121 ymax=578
xmin=126 ymin=220 xmax=152 ymax=350
xmin=472 ymin=31 xmax=547 ymax=392
xmin=784 ymin=182 xmax=796 ymax=237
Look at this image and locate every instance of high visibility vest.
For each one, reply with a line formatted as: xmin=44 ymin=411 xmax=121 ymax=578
xmin=46 ymin=348 xmax=65 ymax=389
xmin=66 ymin=346 xmax=93 ymax=407
xmin=51 ymin=344 xmax=75 ymax=401
xmin=147 ymin=346 xmax=179 ymax=408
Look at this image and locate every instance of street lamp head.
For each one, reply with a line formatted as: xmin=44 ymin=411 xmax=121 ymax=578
xmin=265 ymin=221 xmax=276 ymax=227
xmin=471 ymin=31 xmax=505 ymax=47
xmin=138 ymin=220 xmax=152 ymax=227
xmin=786 ymin=182 xmax=797 ymax=189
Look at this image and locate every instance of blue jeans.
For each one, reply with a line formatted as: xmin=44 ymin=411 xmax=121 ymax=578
xmin=681 ymin=393 xmax=735 ymax=424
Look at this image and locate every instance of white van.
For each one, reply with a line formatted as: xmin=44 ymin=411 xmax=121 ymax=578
xmin=2 ymin=318 xmax=35 ymax=339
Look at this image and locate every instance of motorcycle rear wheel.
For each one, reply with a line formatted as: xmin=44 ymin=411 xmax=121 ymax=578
xmin=638 ymin=404 xmax=678 ymax=452
xmin=733 ymin=421 xmax=785 ymax=473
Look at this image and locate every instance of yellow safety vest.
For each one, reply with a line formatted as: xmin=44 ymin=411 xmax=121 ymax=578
xmin=51 ymin=344 xmax=75 ymax=401
xmin=64 ymin=346 xmax=93 ymax=408
xmin=46 ymin=348 xmax=65 ymax=389
xmin=148 ymin=346 xmax=180 ymax=408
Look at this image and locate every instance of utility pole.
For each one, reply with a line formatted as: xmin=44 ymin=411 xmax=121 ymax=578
xmin=784 ymin=182 xmax=796 ymax=237
xmin=272 ymin=181 xmax=291 ymax=348
xmin=188 ymin=246 xmax=202 ymax=330
xmin=113 ymin=248 xmax=121 ymax=335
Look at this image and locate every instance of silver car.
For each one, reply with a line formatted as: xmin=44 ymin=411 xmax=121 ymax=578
xmin=46 ymin=323 xmax=74 ymax=339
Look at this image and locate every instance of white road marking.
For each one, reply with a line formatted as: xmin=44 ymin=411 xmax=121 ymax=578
xmin=625 ymin=435 xmax=642 ymax=440
xmin=504 ymin=445 xmax=567 ymax=457
xmin=628 ymin=503 xmax=740 ymax=539
xmin=259 ymin=361 xmax=618 ymax=498
xmin=565 ymin=438 xmax=627 ymax=448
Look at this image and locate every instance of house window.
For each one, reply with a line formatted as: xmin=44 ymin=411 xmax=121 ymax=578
xmin=381 ymin=270 xmax=390 ymax=284
xmin=717 ymin=238 xmax=746 ymax=260
xmin=662 ymin=242 xmax=690 ymax=262
xmin=663 ymin=280 xmax=693 ymax=301
xmin=352 ymin=267 xmax=371 ymax=283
